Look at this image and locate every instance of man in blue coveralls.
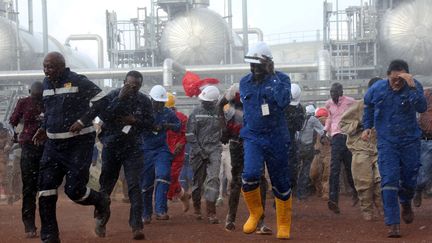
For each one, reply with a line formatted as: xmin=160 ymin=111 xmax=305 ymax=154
xmin=141 ymin=85 xmax=180 ymax=223
xmin=239 ymin=42 xmax=292 ymax=239
xmin=362 ymin=60 xmax=427 ymax=238
xmin=32 ymin=52 xmax=110 ymax=243
xmin=71 ymin=70 xmax=154 ymax=240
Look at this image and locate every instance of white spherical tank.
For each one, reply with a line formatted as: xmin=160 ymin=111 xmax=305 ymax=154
xmin=0 ymin=16 xmax=96 ymax=71
xmin=160 ymin=8 xmax=231 ymax=65
xmin=380 ymin=0 xmax=432 ymax=74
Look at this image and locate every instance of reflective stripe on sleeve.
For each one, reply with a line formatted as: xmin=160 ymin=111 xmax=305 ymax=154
xmin=90 ymin=90 xmax=106 ymax=102
xmin=46 ymin=126 xmax=95 ymax=139
xmin=43 ymin=87 xmax=79 ymax=97
xmin=76 ymin=187 xmax=91 ymax=202
xmin=38 ymin=189 xmax=57 ymax=198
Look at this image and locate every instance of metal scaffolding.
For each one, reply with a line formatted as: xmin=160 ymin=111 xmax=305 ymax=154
xmin=323 ymin=0 xmax=379 ymax=80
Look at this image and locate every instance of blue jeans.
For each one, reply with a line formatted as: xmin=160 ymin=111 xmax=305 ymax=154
xmin=99 ymin=143 xmax=143 ymax=230
xmin=141 ymin=148 xmax=172 ymax=218
xmin=377 ymin=140 xmax=421 ymax=225
xmin=416 ymin=140 xmax=432 ymax=191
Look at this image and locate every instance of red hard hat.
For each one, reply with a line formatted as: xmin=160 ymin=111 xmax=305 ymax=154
xmin=182 ymin=71 xmax=219 ymax=97
xmin=315 ymin=107 xmax=329 ymax=118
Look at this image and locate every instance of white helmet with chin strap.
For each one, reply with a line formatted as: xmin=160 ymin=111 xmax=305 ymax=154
xmin=244 ymin=41 xmax=273 ymax=64
xmin=149 ymin=85 xmax=168 ymax=102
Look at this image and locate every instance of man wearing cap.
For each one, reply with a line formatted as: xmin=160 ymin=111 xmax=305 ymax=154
xmin=165 ymin=92 xmax=191 ymax=212
xmin=297 ymin=105 xmax=325 ymax=200
xmin=141 ymin=85 xmax=181 ymax=223
xmin=186 ymin=85 xmax=223 ymax=224
xmin=240 ymin=41 xmax=292 ymax=239
xmin=362 ymin=60 xmax=427 ymax=237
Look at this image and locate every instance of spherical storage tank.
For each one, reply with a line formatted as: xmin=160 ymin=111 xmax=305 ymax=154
xmin=0 ymin=17 xmax=95 ymax=71
xmin=380 ymin=0 xmax=432 ymax=74
xmin=160 ymin=8 xmax=231 ymax=65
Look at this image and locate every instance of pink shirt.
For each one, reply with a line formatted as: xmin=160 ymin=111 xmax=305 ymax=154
xmin=324 ymin=96 xmax=355 ymax=136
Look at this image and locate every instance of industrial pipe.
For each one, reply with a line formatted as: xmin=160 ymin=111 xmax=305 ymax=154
xmin=234 ymin=27 xmax=264 ymax=42
xmin=65 ymin=34 xmax=104 ymax=68
xmin=28 ymin=0 xmax=33 ymax=34
xmin=242 ymin=0 xmax=248 ymax=53
xmin=0 ymin=63 xmax=319 ymax=82
xmin=163 ymin=58 xmax=186 ymax=87
xmin=42 ymin=0 xmax=48 ymax=55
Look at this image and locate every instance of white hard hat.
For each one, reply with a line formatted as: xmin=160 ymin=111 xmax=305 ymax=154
xmin=244 ymin=41 xmax=273 ymax=64
xmin=305 ymin=105 xmax=316 ymax=115
xmin=290 ymin=83 xmax=302 ymax=106
xmin=149 ymin=85 xmax=168 ymax=102
xmin=198 ymin=85 xmax=220 ymax=102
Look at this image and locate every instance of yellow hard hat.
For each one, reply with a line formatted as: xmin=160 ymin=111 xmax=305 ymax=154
xmin=165 ymin=92 xmax=176 ymax=108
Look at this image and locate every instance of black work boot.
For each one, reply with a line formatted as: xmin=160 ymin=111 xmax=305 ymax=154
xmin=206 ymin=200 xmax=220 ymax=224
xmin=328 ymin=200 xmax=340 ymax=214
xmin=387 ymin=224 xmax=401 ymax=238
xmin=413 ymin=191 xmax=422 ymax=207
xmin=401 ymin=203 xmax=414 ymax=224
xmin=94 ymin=193 xmax=111 ymax=237
xmin=132 ymin=229 xmax=145 ymax=240
xmin=39 ymin=195 xmax=60 ymax=243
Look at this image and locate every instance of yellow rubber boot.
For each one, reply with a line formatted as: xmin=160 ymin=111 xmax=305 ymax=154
xmin=275 ymin=197 xmax=292 ymax=240
xmin=242 ymin=188 xmax=264 ymax=234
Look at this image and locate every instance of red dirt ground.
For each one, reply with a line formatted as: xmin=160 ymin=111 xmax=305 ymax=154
xmin=1 ymin=193 xmax=431 ymax=243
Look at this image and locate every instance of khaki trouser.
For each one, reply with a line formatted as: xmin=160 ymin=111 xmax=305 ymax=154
xmin=351 ymin=151 xmax=381 ymax=216
xmin=310 ymin=143 xmax=331 ymax=200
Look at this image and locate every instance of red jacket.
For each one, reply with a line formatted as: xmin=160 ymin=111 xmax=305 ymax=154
xmin=167 ymin=110 xmax=188 ymax=153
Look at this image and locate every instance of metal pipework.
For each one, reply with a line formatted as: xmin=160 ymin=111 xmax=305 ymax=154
xmin=65 ymin=34 xmax=104 ymax=68
xmin=42 ymin=0 xmax=48 ymax=55
xmin=242 ymin=0 xmax=248 ymax=53
xmin=233 ymin=28 xmax=264 ymax=42
xmin=0 ymin=63 xmax=319 ymax=82
xmin=28 ymin=0 xmax=33 ymax=34
xmin=163 ymin=58 xmax=186 ymax=87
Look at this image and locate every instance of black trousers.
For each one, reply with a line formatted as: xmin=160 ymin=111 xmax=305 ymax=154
xmin=20 ymin=143 xmax=44 ymax=232
xmin=329 ymin=134 xmax=357 ymax=203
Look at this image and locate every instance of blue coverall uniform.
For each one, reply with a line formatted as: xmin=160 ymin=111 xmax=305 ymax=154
xmin=82 ymin=89 xmax=154 ymax=231
xmin=141 ymin=107 xmax=180 ymax=219
xmin=38 ymin=68 xmax=106 ymax=241
xmin=363 ymin=79 xmax=427 ymax=225
xmin=239 ymin=71 xmax=292 ymax=200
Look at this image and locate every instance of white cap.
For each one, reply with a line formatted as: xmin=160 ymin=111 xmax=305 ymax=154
xmin=305 ymin=105 xmax=316 ymax=115
xmin=149 ymin=85 xmax=168 ymax=102
xmin=290 ymin=83 xmax=302 ymax=106
xmin=244 ymin=41 xmax=273 ymax=64
xmin=198 ymin=85 xmax=220 ymax=102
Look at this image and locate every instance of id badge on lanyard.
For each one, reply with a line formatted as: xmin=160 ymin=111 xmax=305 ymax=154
xmin=261 ymin=101 xmax=270 ymax=116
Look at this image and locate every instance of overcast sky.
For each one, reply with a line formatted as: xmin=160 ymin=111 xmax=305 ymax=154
xmin=16 ymin=0 xmax=364 ymax=67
